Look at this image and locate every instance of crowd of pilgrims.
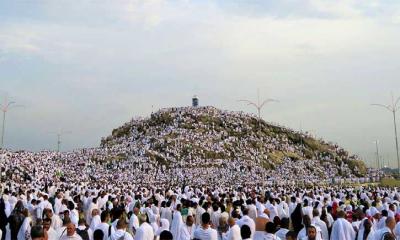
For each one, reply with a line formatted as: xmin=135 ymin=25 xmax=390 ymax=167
xmin=1 ymin=182 xmax=400 ymax=240
xmin=0 ymin=106 xmax=388 ymax=240
xmin=99 ymin=106 xmax=374 ymax=185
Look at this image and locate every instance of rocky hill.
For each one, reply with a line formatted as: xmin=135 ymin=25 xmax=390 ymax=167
xmin=1 ymin=106 xmax=370 ymax=188
xmin=100 ymin=106 xmax=367 ymax=179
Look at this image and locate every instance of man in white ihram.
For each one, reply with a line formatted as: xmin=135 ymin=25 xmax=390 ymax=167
xmin=179 ymin=215 xmax=195 ymax=240
xmin=311 ymin=209 xmax=329 ymax=240
xmin=237 ymin=208 xmax=255 ymax=239
xmin=330 ymin=210 xmax=355 ymax=240
xmin=109 ymin=218 xmax=133 ymax=240
xmin=134 ymin=214 xmax=154 ymax=240
xmin=223 ymin=217 xmax=241 ymax=240
xmin=194 ymin=212 xmax=218 ymax=240
xmin=60 ymin=223 xmax=83 ymax=240
xmin=372 ymin=217 xmax=396 ymax=240
xmin=171 ymin=204 xmax=184 ymax=240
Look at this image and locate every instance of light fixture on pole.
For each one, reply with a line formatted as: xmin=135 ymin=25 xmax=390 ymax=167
xmin=371 ymin=93 xmax=400 ymax=175
xmin=49 ymin=131 xmax=72 ymax=152
xmin=374 ymin=140 xmax=380 ymax=170
xmin=0 ymin=95 xmax=23 ymax=149
xmin=238 ymin=89 xmax=279 ymax=129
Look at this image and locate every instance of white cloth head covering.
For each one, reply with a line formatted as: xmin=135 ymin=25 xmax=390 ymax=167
xmin=155 ymin=218 xmax=170 ymax=236
xmin=309 ymin=224 xmax=322 ymax=240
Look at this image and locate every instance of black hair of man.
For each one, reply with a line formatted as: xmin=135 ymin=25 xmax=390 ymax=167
xmin=382 ymin=210 xmax=388 ymax=217
xmin=312 ymin=208 xmax=320 ymax=217
xmin=31 ymin=225 xmax=45 ymax=239
xmin=286 ymin=230 xmax=297 ymax=239
xmin=160 ymin=230 xmax=173 ymax=240
xmin=78 ymin=218 xmax=86 ymax=226
xmin=280 ymin=218 xmax=290 ymax=229
xmin=67 ymin=201 xmax=75 ymax=211
xmin=201 ymin=212 xmax=211 ymax=225
xmin=93 ymin=229 xmax=104 ymax=240
xmin=42 ymin=218 xmax=52 ymax=224
xmin=242 ymin=208 xmax=249 ymax=216
xmin=220 ymin=204 xmax=226 ymax=213
xmin=101 ymin=211 xmax=110 ymax=222
xmin=240 ymin=225 xmax=251 ymax=239
xmin=63 ymin=216 xmax=72 ymax=226
xmin=303 ymin=215 xmax=312 ymax=227
xmin=265 ymin=222 xmax=276 ymax=234
xmin=212 ymin=204 xmax=219 ymax=212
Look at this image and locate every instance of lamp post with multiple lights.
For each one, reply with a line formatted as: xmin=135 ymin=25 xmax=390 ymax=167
xmin=372 ymin=94 xmax=400 ymax=174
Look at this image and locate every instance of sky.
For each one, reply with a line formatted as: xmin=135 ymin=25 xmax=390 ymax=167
xmin=1 ymin=0 xmax=400 ymax=168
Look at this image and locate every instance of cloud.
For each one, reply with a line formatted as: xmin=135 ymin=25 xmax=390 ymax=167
xmin=1 ymin=0 xmax=400 ymax=166
xmin=121 ymin=0 xmax=167 ymax=26
xmin=307 ymin=0 xmax=363 ymax=18
xmin=0 ymin=28 xmax=41 ymax=55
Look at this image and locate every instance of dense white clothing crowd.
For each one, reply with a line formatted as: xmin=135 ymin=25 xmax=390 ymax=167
xmin=1 ymin=107 xmax=381 ymax=192
xmin=0 ymin=106 xmax=392 ymax=240
xmin=1 ymin=176 xmax=400 ymax=240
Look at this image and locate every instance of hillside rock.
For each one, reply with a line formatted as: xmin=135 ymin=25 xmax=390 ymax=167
xmin=100 ymin=106 xmax=367 ymax=180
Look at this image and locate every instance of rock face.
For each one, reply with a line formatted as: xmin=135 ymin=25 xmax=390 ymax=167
xmin=100 ymin=106 xmax=367 ymax=180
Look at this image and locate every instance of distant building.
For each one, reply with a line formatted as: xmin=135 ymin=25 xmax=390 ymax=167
xmin=192 ymin=95 xmax=199 ymax=107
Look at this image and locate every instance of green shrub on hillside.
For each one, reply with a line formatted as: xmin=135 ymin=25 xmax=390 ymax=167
xmin=380 ymin=178 xmax=400 ymax=187
xmin=303 ymin=138 xmax=330 ymax=152
xmin=346 ymin=159 xmax=367 ymax=177
xmin=111 ymin=125 xmax=131 ymax=139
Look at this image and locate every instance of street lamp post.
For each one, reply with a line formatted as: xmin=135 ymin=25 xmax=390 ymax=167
xmin=372 ymin=94 xmax=400 ymax=175
xmin=57 ymin=134 xmax=62 ymax=152
xmin=238 ymin=90 xmax=279 ymax=129
xmin=374 ymin=140 xmax=380 ymax=170
xmin=0 ymin=96 xmax=22 ymax=149
xmin=50 ymin=131 xmax=72 ymax=152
